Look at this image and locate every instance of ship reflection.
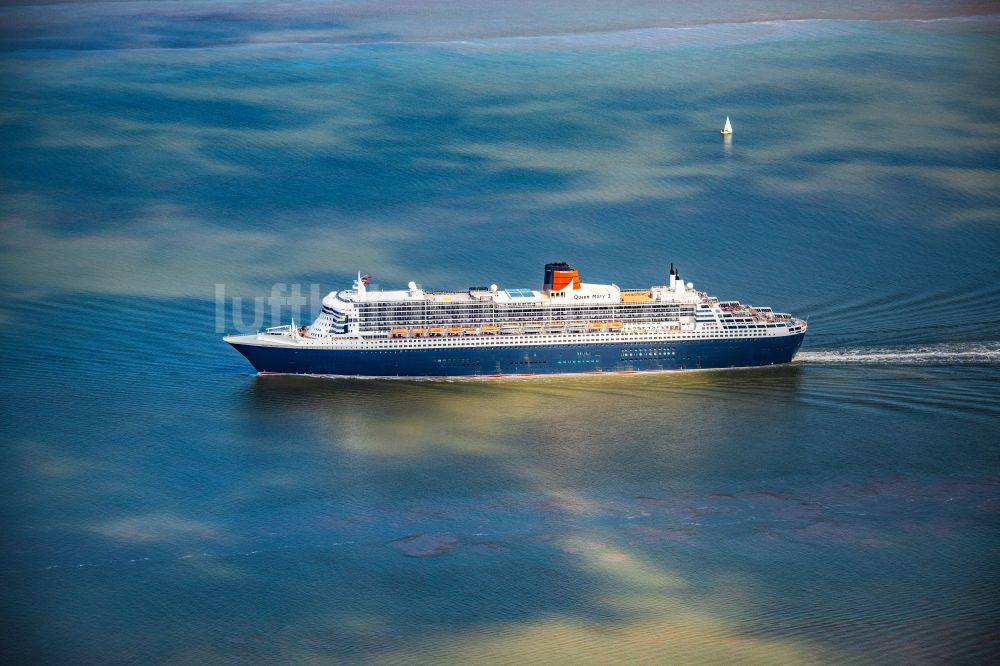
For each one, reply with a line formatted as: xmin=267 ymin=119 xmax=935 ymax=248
xmin=244 ymin=368 xmax=804 ymax=487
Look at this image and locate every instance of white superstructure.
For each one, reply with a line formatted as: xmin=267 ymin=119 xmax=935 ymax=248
xmin=240 ymin=264 xmax=806 ymax=351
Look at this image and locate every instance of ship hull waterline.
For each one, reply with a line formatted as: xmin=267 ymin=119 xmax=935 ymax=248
xmin=227 ymin=332 xmax=806 ymax=378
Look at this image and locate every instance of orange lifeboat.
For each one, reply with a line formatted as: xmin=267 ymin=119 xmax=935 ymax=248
xmin=390 ymin=328 xmax=409 ymax=337
xmin=428 ymin=327 xmax=446 ymax=336
xmin=448 ymin=326 xmax=464 ymax=335
xmin=463 ymin=326 xmax=478 ymax=335
xmin=411 ymin=327 xmax=427 ymax=336
xmin=480 ymin=325 xmax=499 ymax=334
xmin=588 ymin=321 xmax=606 ymax=331
xmin=608 ymin=321 xmax=625 ymax=330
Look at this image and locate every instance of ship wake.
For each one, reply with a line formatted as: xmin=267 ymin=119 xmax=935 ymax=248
xmin=796 ymin=342 xmax=1000 ymax=366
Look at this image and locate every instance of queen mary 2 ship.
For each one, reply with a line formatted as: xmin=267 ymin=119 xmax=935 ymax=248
xmin=225 ymin=262 xmax=807 ymax=377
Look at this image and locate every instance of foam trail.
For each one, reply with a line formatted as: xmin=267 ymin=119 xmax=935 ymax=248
xmin=796 ymin=342 xmax=1000 ymax=366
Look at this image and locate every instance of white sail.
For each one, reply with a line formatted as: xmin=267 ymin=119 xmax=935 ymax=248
xmin=721 ymin=116 xmax=733 ymax=135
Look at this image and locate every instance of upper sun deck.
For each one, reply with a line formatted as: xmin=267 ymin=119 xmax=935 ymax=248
xmin=341 ymin=287 xmax=550 ymax=304
xmin=333 ymin=263 xmax=707 ymax=309
xmin=345 ymin=289 xmax=422 ymax=302
xmin=340 ymin=286 xmax=705 ymax=308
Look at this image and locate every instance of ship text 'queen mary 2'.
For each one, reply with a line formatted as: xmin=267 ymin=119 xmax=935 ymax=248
xmin=225 ymin=262 xmax=807 ymax=377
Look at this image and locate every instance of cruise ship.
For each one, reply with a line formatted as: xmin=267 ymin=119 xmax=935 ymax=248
xmin=225 ymin=262 xmax=807 ymax=377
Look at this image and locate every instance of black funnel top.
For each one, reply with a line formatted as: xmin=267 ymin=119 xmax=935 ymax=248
xmin=543 ymin=262 xmax=573 ymax=292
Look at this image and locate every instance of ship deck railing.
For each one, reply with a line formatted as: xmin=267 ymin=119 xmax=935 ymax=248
xmin=382 ymin=324 xmax=685 ymax=338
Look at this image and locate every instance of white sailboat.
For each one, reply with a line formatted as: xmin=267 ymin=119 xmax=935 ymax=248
xmin=720 ymin=116 xmax=733 ymax=135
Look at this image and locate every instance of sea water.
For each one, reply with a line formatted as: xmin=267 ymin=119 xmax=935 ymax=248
xmin=0 ymin=2 xmax=998 ymax=663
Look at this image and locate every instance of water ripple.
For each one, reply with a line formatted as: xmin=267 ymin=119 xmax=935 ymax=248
xmin=796 ymin=342 xmax=1000 ymax=366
